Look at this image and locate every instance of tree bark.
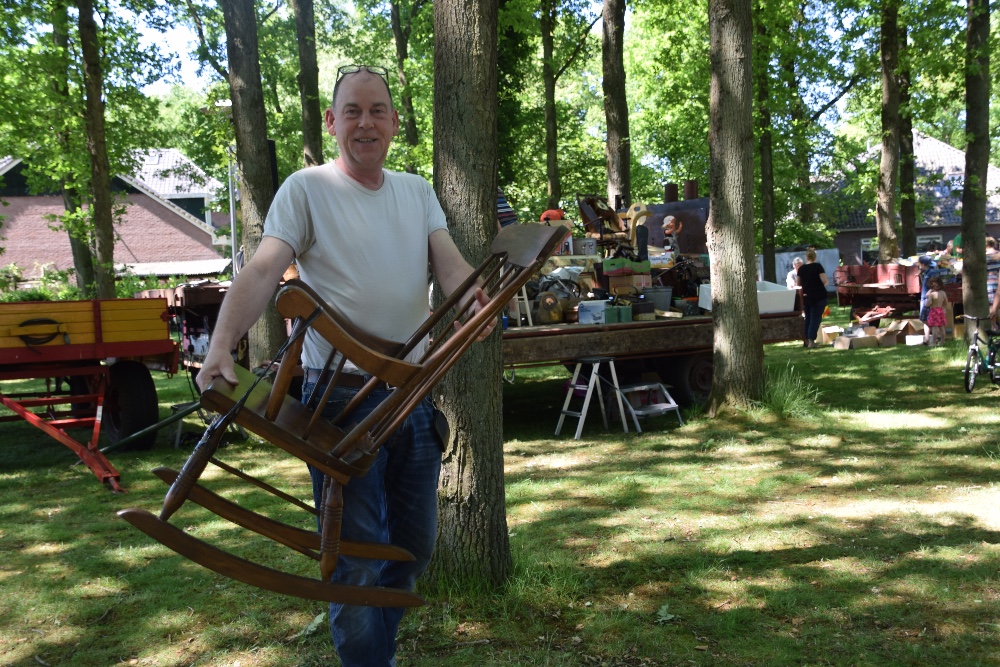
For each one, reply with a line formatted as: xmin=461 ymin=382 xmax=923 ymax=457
xmin=391 ymin=0 xmax=425 ymax=173
xmin=77 ymin=0 xmax=115 ymax=299
xmin=754 ymin=0 xmax=775 ymax=283
xmin=877 ymin=0 xmax=901 ymax=263
xmin=430 ymin=0 xmax=510 ymax=588
xmin=898 ymin=24 xmax=916 ymax=258
xmin=52 ymin=1 xmax=95 ymax=297
xmin=290 ymin=0 xmax=324 ymax=168
xmin=540 ymin=0 xmax=562 ymax=209
xmin=602 ymin=0 xmax=630 ymax=208
xmin=962 ymin=0 xmax=990 ymax=331
xmin=221 ymin=0 xmax=285 ymax=367
xmin=706 ymin=0 xmax=764 ymax=415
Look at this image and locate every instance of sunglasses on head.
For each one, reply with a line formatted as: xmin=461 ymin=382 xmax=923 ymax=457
xmin=336 ymin=64 xmax=389 ymax=81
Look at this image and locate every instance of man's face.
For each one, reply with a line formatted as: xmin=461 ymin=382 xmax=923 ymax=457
xmin=325 ymin=71 xmax=399 ymax=175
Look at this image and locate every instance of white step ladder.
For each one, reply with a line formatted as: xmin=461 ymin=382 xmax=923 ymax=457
xmin=613 ymin=382 xmax=684 ymax=432
xmin=555 ymin=356 xmax=630 ymax=440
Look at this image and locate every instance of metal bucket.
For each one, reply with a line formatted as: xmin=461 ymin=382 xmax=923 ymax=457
xmin=643 ymin=286 xmax=673 ymax=311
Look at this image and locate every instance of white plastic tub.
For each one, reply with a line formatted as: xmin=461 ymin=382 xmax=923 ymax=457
xmin=698 ymin=281 xmax=797 ymax=314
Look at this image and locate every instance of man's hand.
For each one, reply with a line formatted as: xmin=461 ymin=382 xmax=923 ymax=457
xmin=453 ymin=287 xmax=497 ymax=342
xmin=196 ymin=345 xmax=240 ymax=393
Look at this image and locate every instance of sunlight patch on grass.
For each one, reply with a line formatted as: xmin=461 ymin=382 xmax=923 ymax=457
xmin=830 ymin=410 xmax=953 ymax=431
xmin=819 ymin=487 xmax=1000 ymax=530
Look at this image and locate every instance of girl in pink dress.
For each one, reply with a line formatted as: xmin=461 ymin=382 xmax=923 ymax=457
xmin=924 ymin=277 xmax=949 ymax=346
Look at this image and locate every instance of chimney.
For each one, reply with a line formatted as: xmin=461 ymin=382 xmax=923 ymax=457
xmin=664 ymin=182 xmax=679 ymax=203
xmin=683 ymin=179 xmax=698 ymax=200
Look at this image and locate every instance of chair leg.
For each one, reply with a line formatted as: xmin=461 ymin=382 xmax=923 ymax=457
xmin=319 ymin=475 xmax=344 ymax=581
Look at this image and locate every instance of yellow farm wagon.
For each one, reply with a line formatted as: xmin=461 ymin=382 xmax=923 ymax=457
xmin=0 ymin=297 xmax=178 ymax=492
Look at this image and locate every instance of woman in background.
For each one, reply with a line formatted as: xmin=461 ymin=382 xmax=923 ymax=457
xmin=796 ymin=249 xmax=829 ymax=348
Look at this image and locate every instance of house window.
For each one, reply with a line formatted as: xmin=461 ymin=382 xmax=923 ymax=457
xmin=917 ymin=234 xmax=944 ymax=251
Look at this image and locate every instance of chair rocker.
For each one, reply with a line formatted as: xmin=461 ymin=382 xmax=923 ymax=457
xmin=118 ymin=222 xmax=569 ymax=607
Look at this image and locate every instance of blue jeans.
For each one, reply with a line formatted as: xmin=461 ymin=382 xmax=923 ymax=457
xmin=302 ymin=381 xmax=442 ymax=667
xmin=804 ymin=298 xmax=828 ymax=343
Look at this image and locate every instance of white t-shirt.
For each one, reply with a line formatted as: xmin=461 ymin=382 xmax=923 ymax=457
xmin=264 ymin=162 xmax=448 ymax=369
xmin=786 ymin=268 xmax=799 ymax=289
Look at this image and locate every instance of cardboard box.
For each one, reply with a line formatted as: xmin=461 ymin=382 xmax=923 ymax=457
xmin=818 ymin=325 xmax=843 ymax=346
xmin=904 ymin=334 xmax=926 ymax=346
xmin=834 ymin=334 xmax=880 ymax=350
xmin=852 ymin=336 xmax=878 ymax=349
xmin=876 ymin=331 xmax=897 ymax=347
xmin=862 ymin=326 xmax=877 ymax=336
xmin=887 ymin=319 xmax=925 ymax=337
xmin=602 ymin=257 xmax=630 ymax=276
xmin=577 ymin=300 xmax=606 ymax=325
xmin=608 ymin=274 xmax=652 ymax=293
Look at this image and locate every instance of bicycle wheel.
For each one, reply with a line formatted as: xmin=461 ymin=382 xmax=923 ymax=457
xmin=965 ymin=347 xmax=980 ymax=392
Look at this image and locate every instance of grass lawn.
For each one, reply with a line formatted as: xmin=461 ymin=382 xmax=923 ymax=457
xmin=1 ymin=307 xmax=999 ymax=667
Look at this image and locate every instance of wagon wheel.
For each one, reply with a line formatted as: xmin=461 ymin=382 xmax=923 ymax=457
xmin=104 ymin=360 xmax=159 ymax=451
xmin=655 ymin=353 xmax=713 ymax=407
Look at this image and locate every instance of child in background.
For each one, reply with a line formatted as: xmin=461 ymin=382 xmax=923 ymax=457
xmin=924 ymin=277 xmax=949 ymax=346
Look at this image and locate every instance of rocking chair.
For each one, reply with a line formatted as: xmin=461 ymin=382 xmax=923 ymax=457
xmin=118 ymin=222 xmax=568 ymax=608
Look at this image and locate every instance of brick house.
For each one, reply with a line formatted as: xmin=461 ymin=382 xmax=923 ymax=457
xmin=0 ymin=149 xmax=228 ymax=281
xmin=831 ymin=133 xmax=1000 ymax=265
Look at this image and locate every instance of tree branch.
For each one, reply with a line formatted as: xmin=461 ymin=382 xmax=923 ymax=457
xmin=186 ymin=0 xmax=228 ymax=80
xmin=260 ymin=0 xmax=283 ymax=23
xmin=555 ymin=15 xmax=600 ymax=82
xmin=810 ymin=72 xmax=861 ymax=123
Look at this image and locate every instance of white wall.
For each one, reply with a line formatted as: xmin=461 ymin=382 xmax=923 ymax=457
xmin=758 ymin=250 xmax=840 ymax=292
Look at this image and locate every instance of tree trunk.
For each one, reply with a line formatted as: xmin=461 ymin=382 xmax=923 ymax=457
xmin=52 ymin=1 xmax=95 ymax=297
xmin=962 ymin=0 xmax=990 ymax=330
xmin=77 ymin=0 xmax=115 ymax=299
xmin=754 ymin=0 xmax=776 ymax=283
xmin=430 ymin=0 xmax=510 ymax=589
xmin=877 ymin=0 xmax=901 ymax=263
xmin=290 ymin=0 xmax=324 ymax=167
xmin=540 ymin=0 xmax=562 ymax=209
xmin=706 ymin=0 xmax=764 ymax=415
xmin=898 ymin=24 xmax=916 ymax=258
xmin=602 ymin=0 xmax=630 ymax=208
xmin=391 ymin=0 xmax=423 ymax=173
xmin=221 ymin=0 xmax=285 ymax=367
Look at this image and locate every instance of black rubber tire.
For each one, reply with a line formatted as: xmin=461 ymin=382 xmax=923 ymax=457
xmin=655 ymin=353 xmax=713 ymax=407
xmin=965 ymin=347 xmax=979 ymax=393
xmin=104 ymin=360 xmax=159 ymax=450
xmin=989 ymin=346 xmax=1000 ymax=384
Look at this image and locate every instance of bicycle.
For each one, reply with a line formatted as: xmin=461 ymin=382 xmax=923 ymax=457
xmin=961 ymin=315 xmax=1000 ymax=392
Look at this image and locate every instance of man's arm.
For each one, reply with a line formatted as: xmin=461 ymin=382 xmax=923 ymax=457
xmin=196 ymin=237 xmax=296 ymax=391
xmin=428 ymin=229 xmax=495 ymax=341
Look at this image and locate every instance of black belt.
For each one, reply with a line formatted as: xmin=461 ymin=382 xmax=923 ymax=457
xmin=303 ymin=368 xmax=393 ymax=392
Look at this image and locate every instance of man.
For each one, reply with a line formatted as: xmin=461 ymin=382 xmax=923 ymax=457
xmin=196 ymin=64 xmax=492 ymax=667
xmin=786 ymin=257 xmax=804 ymax=289
xmin=944 ymin=233 xmax=963 ymax=258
